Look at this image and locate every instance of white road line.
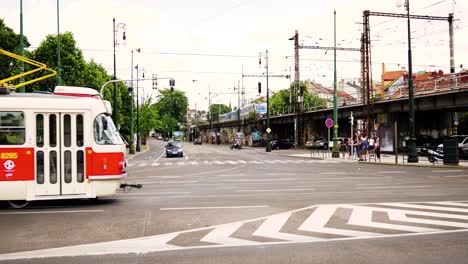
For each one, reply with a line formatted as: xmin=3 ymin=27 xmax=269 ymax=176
xmin=356 ymin=185 xmax=432 ymax=189
xmin=377 ymin=171 xmax=407 ymax=174
xmin=151 ymin=163 xmax=160 ymax=167
xmin=225 ymin=161 xmax=238 ymax=165
xmin=0 ymin=209 xmax=104 ymax=215
xmin=425 ymin=201 xmax=468 ymax=208
xmin=148 ymin=176 xmax=181 ymax=179
xmin=248 ymin=160 xmax=263 ymax=164
xmin=380 ymin=202 xmax=468 ymax=213
xmin=236 ymin=188 xmax=315 ymax=192
xmin=217 ymin=173 xmax=246 ymax=177
xmin=444 ymin=175 xmax=468 ymax=177
xmin=264 ymin=173 xmax=296 ymax=176
xmin=236 ymin=160 xmax=247 ymax=164
xmin=213 ymin=161 xmax=225 ymax=165
xmin=319 ymin=172 xmax=346 ymax=175
xmin=138 ymin=163 xmax=147 ymax=167
xmin=226 ymin=178 xmax=296 ymax=182
xmin=272 ymin=160 xmax=288 ymax=164
xmin=119 ymin=192 xmax=191 ymax=195
xmin=432 ymin=170 xmax=464 ymax=173
xmin=152 ymin=150 xmax=166 ymax=165
xmin=160 ymin=205 xmax=269 ymax=210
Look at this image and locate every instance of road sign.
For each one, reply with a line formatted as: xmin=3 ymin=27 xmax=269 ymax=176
xmin=325 ymin=118 xmax=333 ymax=128
xmin=266 ymin=128 xmax=272 ymax=134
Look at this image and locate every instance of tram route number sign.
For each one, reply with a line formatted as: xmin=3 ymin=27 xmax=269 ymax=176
xmin=325 ymin=118 xmax=333 ymax=128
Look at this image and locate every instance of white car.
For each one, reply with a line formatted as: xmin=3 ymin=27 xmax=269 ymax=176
xmin=436 ymin=135 xmax=468 ymax=153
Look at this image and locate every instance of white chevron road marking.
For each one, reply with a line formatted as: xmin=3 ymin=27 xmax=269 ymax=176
xmin=201 ymin=222 xmax=259 ymax=246
xmin=298 ymin=205 xmax=382 ymax=237
xmin=2 ymin=201 xmax=468 ymax=261
xmin=0 ymin=233 xmax=180 ymax=260
xmin=253 ymin=212 xmax=323 ymax=242
xmin=346 ymin=206 xmax=440 ymax=233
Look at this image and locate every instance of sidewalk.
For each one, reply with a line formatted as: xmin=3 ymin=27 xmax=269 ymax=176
xmin=260 ymin=147 xmax=468 ymax=168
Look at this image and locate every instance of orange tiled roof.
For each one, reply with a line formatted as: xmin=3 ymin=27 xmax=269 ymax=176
xmin=383 ymin=71 xmax=405 ymax=81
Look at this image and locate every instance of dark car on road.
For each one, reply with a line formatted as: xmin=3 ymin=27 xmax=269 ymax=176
xmin=165 ymin=141 xmax=184 ymax=158
xmin=271 ymin=139 xmax=294 ymax=150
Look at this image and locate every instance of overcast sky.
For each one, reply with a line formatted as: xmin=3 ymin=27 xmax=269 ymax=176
xmin=2 ymin=0 xmax=466 ymax=109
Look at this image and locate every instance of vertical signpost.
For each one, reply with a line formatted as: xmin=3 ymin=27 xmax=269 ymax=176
xmin=325 ymin=118 xmax=334 ymax=153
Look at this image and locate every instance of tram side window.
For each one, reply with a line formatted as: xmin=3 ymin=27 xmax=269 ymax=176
xmin=94 ymin=114 xmax=124 ymax=145
xmin=0 ymin=112 xmax=25 ymax=145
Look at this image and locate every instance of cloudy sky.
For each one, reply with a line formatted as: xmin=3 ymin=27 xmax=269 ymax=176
xmin=1 ymin=0 xmax=466 ymax=109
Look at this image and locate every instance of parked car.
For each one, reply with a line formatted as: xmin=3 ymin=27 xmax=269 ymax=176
xmin=157 ymin=135 xmax=163 ymax=140
xmin=310 ymin=137 xmax=328 ymax=149
xmin=401 ymin=134 xmax=437 ymax=155
xmin=165 ymin=141 xmax=184 ymax=158
xmin=194 ymin=138 xmax=203 ymax=145
xmin=436 ymin=135 xmax=468 ymax=155
xmin=270 ymin=139 xmax=294 ymax=150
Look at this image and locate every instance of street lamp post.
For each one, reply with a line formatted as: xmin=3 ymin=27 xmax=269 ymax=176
xmin=332 ymin=10 xmax=340 ymax=158
xmin=135 ymin=65 xmax=144 ymax=152
xmin=400 ymin=0 xmax=418 ymax=163
xmin=259 ymin=50 xmax=271 ymax=152
xmin=112 ymin=17 xmax=126 ymax=128
xmin=129 ymin=48 xmax=140 ymax=154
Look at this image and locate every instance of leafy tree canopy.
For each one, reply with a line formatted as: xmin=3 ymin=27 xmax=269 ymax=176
xmin=0 ymin=18 xmax=31 ymax=81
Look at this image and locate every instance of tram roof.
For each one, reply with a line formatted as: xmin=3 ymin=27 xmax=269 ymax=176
xmin=0 ymin=91 xmax=107 ymax=112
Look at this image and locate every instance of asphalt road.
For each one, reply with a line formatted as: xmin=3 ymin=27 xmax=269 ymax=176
xmin=1 ymin=138 xmax=468 ymax=263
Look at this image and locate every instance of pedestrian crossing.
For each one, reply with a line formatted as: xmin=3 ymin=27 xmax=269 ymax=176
xmin=2 ymin=200 xmax=468 ymax=260
xmin=128 ymin=159 xmax=338 ymax=168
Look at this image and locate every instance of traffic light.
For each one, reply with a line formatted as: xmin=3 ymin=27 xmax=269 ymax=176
xmin=152 ymin=74 xmax=158 ymax=90
xmin=169 ymin=79 xmax=175 ymax=92
xmin=258 ymin=82 xmax=261 ymax=94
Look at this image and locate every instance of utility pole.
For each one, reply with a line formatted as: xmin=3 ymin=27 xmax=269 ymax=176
xmin=135 ymin=64 xmax=141 ymax=152
xmin=237 ymin=80 xmax=241 ymax=132
xmin=56 ymin=0 xmax=61 ymax=86
xmin=18 ymin=0 xmax=24 ymax=92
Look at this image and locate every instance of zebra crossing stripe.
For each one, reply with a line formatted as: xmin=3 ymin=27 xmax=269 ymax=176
xmin=387 ymin=210 xmax=468 ymax=228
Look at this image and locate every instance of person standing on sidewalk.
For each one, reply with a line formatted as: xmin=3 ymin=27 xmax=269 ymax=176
xmin=375 ymin=137 xmax=381 ymax=161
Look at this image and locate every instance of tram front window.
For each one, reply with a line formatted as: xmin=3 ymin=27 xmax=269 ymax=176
xmin=94 ymin=114 xmax=124 ymax=145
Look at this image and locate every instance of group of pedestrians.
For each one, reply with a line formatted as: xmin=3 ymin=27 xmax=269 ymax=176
xmin=338 ymin=134 xmax=381 ymax=161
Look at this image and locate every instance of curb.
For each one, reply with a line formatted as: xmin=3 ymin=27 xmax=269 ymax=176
xmin=126 ymin=145 xmax=150 ymax=161
xmin=264 ymin=151 xmax=468 ymax=169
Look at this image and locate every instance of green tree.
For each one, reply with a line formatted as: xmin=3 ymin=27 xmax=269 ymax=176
xmin=270 ymin=82 xmax=327 ymax=115
xmin=155 ymin=89 xmax=188 ymax=125
xmin=29 ymin=32 xmax=86 ymax=91
xmin=0 ymin=18 xmax=31 ymax=81
xmin=251 ymin=97 xmax=265 ymax=103
xmin=138 ymin=98 xmax=162 ymax=139
xmin=209 ymin=104 xmax=231 ymax=122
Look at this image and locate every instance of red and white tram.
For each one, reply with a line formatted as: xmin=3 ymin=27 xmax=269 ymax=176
xmin=0 ymin=86 xmax=132 ymax=208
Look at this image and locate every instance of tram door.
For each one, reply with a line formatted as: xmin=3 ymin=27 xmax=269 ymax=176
xmin=35 ymin=113 xmax=86 ymax=196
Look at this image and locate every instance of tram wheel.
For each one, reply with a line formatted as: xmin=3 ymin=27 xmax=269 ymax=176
xmin=8 ymin=200 xmax=29 ymax=209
